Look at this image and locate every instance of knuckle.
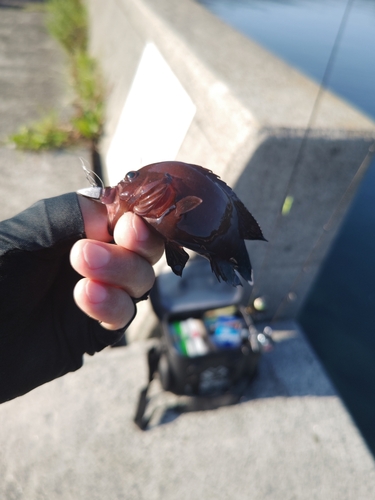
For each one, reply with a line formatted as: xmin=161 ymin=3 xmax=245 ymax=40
xmin=127 ymin=265 xmax=155 ymax=299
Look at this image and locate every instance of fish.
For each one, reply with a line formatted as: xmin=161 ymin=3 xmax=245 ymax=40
xmin=78 ymin=161 xmax=266 ymax=286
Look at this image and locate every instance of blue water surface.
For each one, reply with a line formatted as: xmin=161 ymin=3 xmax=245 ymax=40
xmin=198 ymin=0 xmax=375 ymax=455
xmin=198 ymin=0 xmax=375 ymax=120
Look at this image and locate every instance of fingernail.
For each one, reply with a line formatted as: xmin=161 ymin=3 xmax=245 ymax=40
xmin=132 ymin=215 xmax=149 ymax=242
xmin=85 ymin=281 xmax=108 ymax=304
xmin=83 ymin=242 xmax=110 ymax=269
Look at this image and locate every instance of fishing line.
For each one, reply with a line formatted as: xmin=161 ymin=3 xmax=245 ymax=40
xmin=80 ymin=157 xmax=105 ymax=189
xmin=250 ymin=0 xmax=358 ymax=315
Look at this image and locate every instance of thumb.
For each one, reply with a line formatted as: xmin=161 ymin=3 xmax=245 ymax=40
xmin=78 ymin=195 xmax=112 ymax=242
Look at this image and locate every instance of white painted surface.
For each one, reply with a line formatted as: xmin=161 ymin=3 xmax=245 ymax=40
xmin=106 ymin=42 xmax=196 ymax=185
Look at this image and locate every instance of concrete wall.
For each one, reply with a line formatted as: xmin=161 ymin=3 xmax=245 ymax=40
xmin=87 ymin=0 xmax=375 ymax=331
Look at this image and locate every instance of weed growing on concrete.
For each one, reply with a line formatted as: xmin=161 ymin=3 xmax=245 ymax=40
xmin=10 ymin=113 xmax=75 ymax=151
xmin=69 ymin=51 xmax=104 ymax=143
xmin=45 ymin=0 xmax=87 ymax=55
xmin=9 ymin=0 xmax=104 ymax=151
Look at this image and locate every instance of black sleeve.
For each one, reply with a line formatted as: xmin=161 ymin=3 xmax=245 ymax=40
xmin=0 ymin=193 xmax=126 ymax=403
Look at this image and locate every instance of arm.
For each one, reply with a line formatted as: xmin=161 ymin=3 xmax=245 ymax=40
xmin=0 ymin=193 xmax=163 ymax=403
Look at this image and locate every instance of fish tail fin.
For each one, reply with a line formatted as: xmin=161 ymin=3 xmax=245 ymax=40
xmin=229 ymin=241 xmax=254 ymax=285
xmin=237 ymin=263 xmax=253 ymax=286
xmin=209 ymin=258 xmax=242 ymax=287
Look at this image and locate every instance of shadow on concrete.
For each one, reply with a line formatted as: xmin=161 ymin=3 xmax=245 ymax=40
xmin=232 ymin=132 xmax=374 ymax=320
xmin=299 ymin=156 xmax=375 ymax=456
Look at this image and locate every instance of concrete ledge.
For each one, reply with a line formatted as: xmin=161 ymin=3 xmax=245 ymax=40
xmin=87 ymin=0 xmax=375 ymax=324
xmin=0 ymin=8 xmax=72 ymax=142
xmin=1 ymin=321 xmax=374 ymax=499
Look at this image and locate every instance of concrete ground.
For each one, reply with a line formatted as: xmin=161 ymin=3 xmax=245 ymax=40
xmin=2 ymin=326 xmax=375 ymax=500
xmin=0 ymin=4 xmax=374 ymax=500
xmin=0 ymin=1 xmax=87 ymax=215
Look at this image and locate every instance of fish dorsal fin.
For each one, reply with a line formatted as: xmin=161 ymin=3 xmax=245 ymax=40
xmin=234 ymin=199 xmax=266 ymax=241
xmin=175 ymin=196 xmax=202 ymax=217
xmin=206 ymin=173 xmax=266 ymax=241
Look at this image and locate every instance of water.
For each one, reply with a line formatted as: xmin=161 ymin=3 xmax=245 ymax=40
xmin=198 ymin=0 xmax=375 ymax=455
xmin=198 ymin=0 xmax=375 ymax=120
xmin=299 ymin=156 xmax=375 ymax=456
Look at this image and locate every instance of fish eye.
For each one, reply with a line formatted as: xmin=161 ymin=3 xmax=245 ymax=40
xmin=125 ymin=170 xmax=139 ymax=182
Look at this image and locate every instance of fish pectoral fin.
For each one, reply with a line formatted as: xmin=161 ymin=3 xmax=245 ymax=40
xmin=165 ymin=242 xmax=190 ymax=276
xmin=175 ymin=196 xmax=202 ymax=217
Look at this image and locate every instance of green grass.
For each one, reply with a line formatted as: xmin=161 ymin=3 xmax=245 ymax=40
xmin=9 ymin=0 xmax=104 ymax=151
xmin=70 ymin=51 xmax=104 ymax=142
xmin=45 ymin=0 xmax=87 ymax=55
xmin=10 ymin=113 xmax=75 ymax=151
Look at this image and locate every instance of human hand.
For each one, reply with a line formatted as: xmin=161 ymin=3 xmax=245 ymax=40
xmin=71 ymin=197 xmax=165 ymax=331
xmin=0 ymin=192 xmax=165 ymax=402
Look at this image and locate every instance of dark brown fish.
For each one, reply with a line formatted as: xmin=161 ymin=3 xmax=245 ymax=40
xmin=80 ymin=161 xmax=266 ymax=286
